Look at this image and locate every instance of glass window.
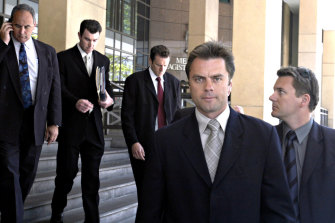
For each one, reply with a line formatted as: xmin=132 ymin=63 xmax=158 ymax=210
xmin=144 ymin=19 xmax=149 ymax=53
xmin=122 ymin=1 xmax=131 ymax=35
xmin=105 ymin=48 xmax=115 ymax=80
xmin=136 ymin=52 xmax=143 ymax=66
xmin=137 ymin=1 xmax=145 ymax=16
xmin=106 ymin=30 xmax=114 ymax=48
xmin=121 ymin=52 xmax=134 ymax=80
xmin=115 ymin=33 xmax=121 ymax=50
xmin=122 ymin=35 xmax=134 ymax=53
xmin=136 ymin=16 xmax=145 ymax=52
xmin=143 ymin=55 xmax=148 ymax=68
xmin=113 ymin=50 xmax=121 ymax=80
xmin=145 ymin=4 xmax=150 ymax=18
xmin=5 ymin=0 xmax=17 ymax=15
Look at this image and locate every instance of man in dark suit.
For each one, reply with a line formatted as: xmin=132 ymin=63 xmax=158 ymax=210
xmin=269 ymin=66 xmax=335 ymax=223
xmin=0 ymin=4 xmax=61 ymax=223
xmin=136 ymin=41 xmax=295 ymax=223
xmin=121 ymin=45 xmax=181 ymax=199
xmin=50 ymin=20 xmax=114 ymax=223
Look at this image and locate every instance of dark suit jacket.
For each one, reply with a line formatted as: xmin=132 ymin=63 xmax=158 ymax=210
xmin=121 ymin=69 xmax=181 ymax=155
xmin=172 ymin=106 xmax=195 ymax=122
xmin=136 ymin=107 xmax=295 ymax=223
xmin=0 ymin=39 xmax=61 ymax=146
xmin=276 ymin=121 xmax=335 ymax=223
xmin=57 ymin=45 xmax=113 ymax=146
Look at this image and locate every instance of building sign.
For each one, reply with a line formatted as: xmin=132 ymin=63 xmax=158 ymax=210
xmin=168 ymin=57 xmax=187 ymax=71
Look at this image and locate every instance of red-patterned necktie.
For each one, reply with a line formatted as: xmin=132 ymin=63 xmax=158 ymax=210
xmin=156 ymin=77 xmax=166 ymax=129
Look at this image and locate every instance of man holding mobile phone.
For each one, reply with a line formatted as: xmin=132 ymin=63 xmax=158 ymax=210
xmin=0 ymin=4 xmax=61 ymax=223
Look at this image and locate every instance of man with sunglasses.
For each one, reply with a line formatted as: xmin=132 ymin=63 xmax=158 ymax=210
xmin=269 ymin=66 xmax=335 ymax=223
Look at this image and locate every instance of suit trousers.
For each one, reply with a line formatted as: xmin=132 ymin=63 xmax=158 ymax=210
xmin=51 ymin=117 xmax=104 ymax=223
xmin=0 ymin=106 xmax=42 ymax=223
xmin=129 ymin=157 xmax=146 ymax=201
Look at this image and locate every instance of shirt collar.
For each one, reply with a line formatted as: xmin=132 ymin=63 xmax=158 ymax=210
xmin=77 ymin=43 xmax=93 ymax=59
xmin=196 ymin=105 xmax=230 ymax=135
xmin=12 ymin=34 xmax=34 ymax=50
xmin=283 ymin=118 xmax=313 ymax=144
xmin=149 ymin=66 xmax=164 ymax=82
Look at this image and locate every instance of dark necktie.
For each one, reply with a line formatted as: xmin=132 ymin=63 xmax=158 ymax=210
xmin=156 ymin=77 xmax=166 ymax=129
xmin=284 ymin=130 xmax=299 ymax=219
xmin=19 ymin=43 xmax=32 ymax=108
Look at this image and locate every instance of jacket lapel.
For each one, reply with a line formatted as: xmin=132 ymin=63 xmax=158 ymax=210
xmin=213 ymin=107 xmax=243 ymax=185
xmin=163 ymin=73 xmax=172 ymax=122
xmin=34 ymin=39 xmax=47 ymax=105
xmin=144 ymin=69 xmax=158 ymax=102
xmin=72 ymin=45 xmax=90 ymax=77
xmin=301 ymin=121 xmax=323 ymax=184
xmin=7 ymin=40 xmax=23 ymax=105
xmin=181 ymin=112 xmax=212 ymax=187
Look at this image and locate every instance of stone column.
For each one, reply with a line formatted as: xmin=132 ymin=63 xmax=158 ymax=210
xmin=322 ymin=30 xmax=335 ymax=127
xmin=188 ymin=0 xmax=219 ymax=52
xmin=38 ymin=0 xmax=107 ymax=53
xmin=298 ymin=0 xmax=323 ymax=123
xmin=232 ymin=0 xmax=282 ymax=124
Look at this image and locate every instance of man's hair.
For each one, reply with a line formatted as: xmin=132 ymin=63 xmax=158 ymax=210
xmin=79 ymin=20 xmax=102 ymax=36
xmin=10 ymin=4 xmax=35 ymax=23
xmin=150 ymin=45 xmax=170 ymax=62
xmin=277 ymin=66 xmax=319 ymax=111
xmin=185 ymin=41 xmax=235 ymax=81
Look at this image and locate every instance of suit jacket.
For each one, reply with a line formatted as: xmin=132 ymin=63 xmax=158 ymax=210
xmin=121 ymin=69 xmax=181 ymax=155
xmin=57 ymin=45 xmax=113 ymax=146
xmin=172 ymin=106 xmax=195 ymax=122
xmin=136 ymin=107 xmax=295 ymax=223
xmin=0 ymin=38 xmax=61 ymax=146
xmin=276 ymin=121 xmax=335 ymax=223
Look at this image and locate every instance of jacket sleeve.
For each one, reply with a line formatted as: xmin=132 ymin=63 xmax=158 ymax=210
xmin=47 ymin=46 xmax=62 ymax=126
xmin=121 ymin=76 xmax=139 ymax=149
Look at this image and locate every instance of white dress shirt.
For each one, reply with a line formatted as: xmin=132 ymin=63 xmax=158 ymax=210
xmin=12 ymin=36 xmax=38 ymax=104
xmin=77 ymin=43 xmax=93 ymax=75
xmin=195 ymin=106 xmax=230 ymax=149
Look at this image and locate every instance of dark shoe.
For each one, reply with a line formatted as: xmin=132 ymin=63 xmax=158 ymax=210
xmin=50 ymin=213 xmax=63 ymax=223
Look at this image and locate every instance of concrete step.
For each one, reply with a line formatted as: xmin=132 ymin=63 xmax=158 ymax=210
xmin=37 ymin=147 xmax=130 ymax=175
xmin=24 ymin=168 xmax=136 ymax=222
xmin=28 ymin=193 xmax=137 ymax=223
xmin=22 ymin=134 xmax=136 ymax=222
xmin=29 ymin=158 xmax=132 ymax=197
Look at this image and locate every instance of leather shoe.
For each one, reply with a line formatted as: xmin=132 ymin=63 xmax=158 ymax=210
xmin=50 ymin=213 xmax=63 ymax=223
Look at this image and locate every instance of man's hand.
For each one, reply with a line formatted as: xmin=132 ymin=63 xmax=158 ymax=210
xmin=131 ymin=142 xmax=145 ymax=161
xmin=0 ymin=22 xmax=13 ymax=45
xmin=99 ymin=91 xmax=114 ymax=109
xmin=76 ymin=99 xmax=94 ymax=113
xmin=45 ymin=125 xmax=59 ymax=145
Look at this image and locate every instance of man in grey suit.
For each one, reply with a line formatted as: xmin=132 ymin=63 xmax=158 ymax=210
xmin=269 ymin=66 xmax=335 ymax=223
xmin=0 ymin=4 xmax=61 ymax=223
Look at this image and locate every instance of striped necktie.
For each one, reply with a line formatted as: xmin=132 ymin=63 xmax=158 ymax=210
xmin=204 ymin=119 xmax=223 ymax=182
xmin=284 ymin=130 xmax=299 ymax=219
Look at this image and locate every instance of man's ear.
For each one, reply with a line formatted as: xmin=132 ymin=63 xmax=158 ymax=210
xmin=301 ymin=94 xmax=310 ymax=107
xmin=228 ymin=80 xmax=232 ymax=95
